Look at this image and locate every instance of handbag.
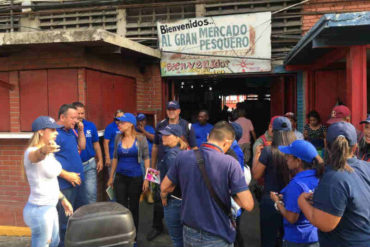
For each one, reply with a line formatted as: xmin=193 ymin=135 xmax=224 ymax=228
xmin=194 ymin=149 xmax=236 ymax=228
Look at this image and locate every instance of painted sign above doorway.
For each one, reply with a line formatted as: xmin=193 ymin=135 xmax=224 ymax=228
xmin=157 ymin=12 xmax=271 ymax=76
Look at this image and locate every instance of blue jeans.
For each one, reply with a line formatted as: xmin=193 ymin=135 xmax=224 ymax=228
xmin=164 ymin=198 xmax=183 ymax=247
xmin=83 ymin=158 xmax=97 ymax=204
xmin=183 ymin=225 xmax=233 ymax=247
xmin=57 ymin=185 xmax=88 ymax=247
xmin=23 ymin=202 xmax=59 ymax=247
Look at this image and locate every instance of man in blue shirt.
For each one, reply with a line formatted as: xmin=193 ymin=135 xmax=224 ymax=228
xmin=161 ymin=122 xmax=254 ymax=246
xmin=192 ymin=110 xmax=214 ymax=147
xmin=55 ymin=104 xmax=88 ymax=247
xmin=73 ymin=102 xmax=103 ymax=204
xmin=136 ymin=113 xmax=155 ymax=157
xmin=103 ymin=109 xmax=124 ymax=169
xmin=147 ymin=100 xmax=197 ymax=241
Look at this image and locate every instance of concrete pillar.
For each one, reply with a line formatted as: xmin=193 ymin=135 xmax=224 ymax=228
xmin=116 ymin=9 xmax=126 ymax=37
xmin=19 ymin=14 xmax=40 ymax=32
xmin=195 ymin=4 xmax=206 ymax=17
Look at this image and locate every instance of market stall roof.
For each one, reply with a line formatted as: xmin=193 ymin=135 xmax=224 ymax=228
xmin=0 ymin=28 xmax=161 ymax=59
xmin=284 ymin=11 xmax=370 ymax=66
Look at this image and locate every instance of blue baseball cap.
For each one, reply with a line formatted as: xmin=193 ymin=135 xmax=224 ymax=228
xmin=273 ymin=116 xmax=292 ymax=131
xmin=231 ymin=122 xmax=243 ymax=142
xmin=115 ymin=113 xmax=137 ymax=127
xmin=326 ymin=121 xmax=357 ymax=146
xmin=159 ymin=124 xmax=182 ymax=137
xmin=360 ymin=115 xmax=370 ymax=124
xmin=279 ymin=140 xmax=318 ymax=163
xmin=32 ymin=116 xmax=63 ymax=132
xmin=167 ymin=101 xmax=180 ymax=110
xmin=136 ymin=113 xmax=146 ymax=121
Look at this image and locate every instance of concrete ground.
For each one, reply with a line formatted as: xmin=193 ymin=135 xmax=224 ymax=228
xmin=0 ymin=200 xmax=260 ymax=247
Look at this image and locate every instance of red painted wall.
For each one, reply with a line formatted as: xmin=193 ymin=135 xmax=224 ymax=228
xmin=86 ymin=69 xmax=137 ymax=130
xmin=19 ymin=69 xmax=79 ymax=131
xmin=311 ymin=70 xmax=346 ymax=124
xmin=271 ymin=76 xmax=297 ymax=117
xmin=0 ymin=72 xmax=10 ymax=131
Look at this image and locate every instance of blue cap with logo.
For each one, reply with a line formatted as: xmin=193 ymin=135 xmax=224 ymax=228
xmin=231 ymin=122 xmax=243 ymax=142
xmin=326 ymin=121 xmax=357 ymax=146
xmin=159 ymin=124 xmax=182 ymax=137
xmin=273 ymin=116 xmax=292 ymax=131
xmin=136 ymin=113 xmax=146 ymax=122
xmin=279 ymin=140 xmax=318 ymax=163
xmin=167 ymin=101 xmax=180 ymax=110
xmin=115 ymin=113 xmax=137 ymax=127
xmin=32 ymin=116 xmax=63 ymax=132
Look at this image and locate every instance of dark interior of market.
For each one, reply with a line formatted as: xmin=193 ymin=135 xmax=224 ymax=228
xmin=170 ymin=76 xmax=275 ymax=137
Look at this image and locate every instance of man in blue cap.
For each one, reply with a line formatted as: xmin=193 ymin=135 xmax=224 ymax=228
xmin=147 ymin=100 xmax=197 ymax=241
xmin=103 ymin=109 xmax=124 ymax=169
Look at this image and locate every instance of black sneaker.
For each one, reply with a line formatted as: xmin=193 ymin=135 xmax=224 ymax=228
xmin=146 ymin=228 xmax=162 ymax=241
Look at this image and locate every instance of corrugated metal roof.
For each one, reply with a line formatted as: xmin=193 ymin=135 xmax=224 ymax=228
xmin=284 ymin=11 xmax=370 ymax=66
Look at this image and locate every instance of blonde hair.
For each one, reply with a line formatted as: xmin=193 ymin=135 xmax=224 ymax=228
xmin=28 ymin=131 xmax=42 ymax=148
xmin=120 ymin=124 xmax=137 ymax=138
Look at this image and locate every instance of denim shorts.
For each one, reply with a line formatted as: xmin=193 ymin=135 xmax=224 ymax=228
xmin=23 ymin=202 xmax=59 ymax=247
xmin=183 ymin=225 xmax=233 ymax=247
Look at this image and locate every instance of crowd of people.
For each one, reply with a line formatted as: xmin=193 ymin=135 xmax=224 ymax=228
xmin=22 ymin=100 xmax=370 ymax=247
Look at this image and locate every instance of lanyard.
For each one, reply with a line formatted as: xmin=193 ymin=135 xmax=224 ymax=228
xmin=201 ymin=143 xmax=223 ymax=153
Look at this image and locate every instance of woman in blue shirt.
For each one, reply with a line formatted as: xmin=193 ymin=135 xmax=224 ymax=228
xmin=298 ymin=122 xmax=370 ymax=247
xmin=271 ymin=140 xmax=323 ymax=247
xmin=252 ymin=116 xmax=296 ymax=247
xmin=158 ymin=124 xmax=183 ymax=247
xmin=107 ymin=113 xmax=149 ymax=244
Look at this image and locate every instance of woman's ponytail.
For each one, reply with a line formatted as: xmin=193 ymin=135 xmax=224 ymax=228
xmin=327 ymin=136 xmax=353 ymax=172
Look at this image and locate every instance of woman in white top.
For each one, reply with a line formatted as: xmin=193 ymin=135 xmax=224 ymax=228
xmin=23 ymin=116 xmax=74 ymax=247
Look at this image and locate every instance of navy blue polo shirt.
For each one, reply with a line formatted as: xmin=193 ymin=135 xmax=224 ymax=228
xmin=192 ymin=122 xmax=213 ymax=147
xmin=259 ymin=146 xmax=284 ymax=193
xmin=313 ymin=158 xmax=370 ymax=247
xmin=154 ymin=118 xmax=197 ymax=161
xmin=280 ymin=169 xmax=319 ymax=243
xmin=158 ymin=146 xmax=182 ymax=198
xmin=79 ymin=119 xmax=99 ymax=162
xmin=166 ymin=144 xmax=249 ymax=243
xmin=104 ymin=121 xmax=121 ymax=159
xmin=55 ymin=128 xmax=84 ymax=190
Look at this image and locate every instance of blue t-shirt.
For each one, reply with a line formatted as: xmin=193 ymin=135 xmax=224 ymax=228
xmin=313 ymin=158 xmax=370 ymax=247
xmin=79 ymin=119 xmax=99 ymax=162
xmin=231 ymin=140 xmax=244 ymax=170
xmin=104 ymin=121 xmax=121 ymax=159
xmin=154 ymin=118 xmax=197 ymax=161
xmin=55 ymin=128 xmax=84 ymax=190
xmin=116 ymin=140 xmax=142 ymax=177
xmin=259 ymin=146 xmax=284 ymax=194
xmin=166 ymin=144 xmax=248 ymax=243
xmin=280 ymin=169 xmax=319 ymax=243
xmin=192 ymin=122 xmax=213 ymax=147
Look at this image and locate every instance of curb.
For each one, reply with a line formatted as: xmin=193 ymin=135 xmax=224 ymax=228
xmin=0 ymin=226 xmax=31 ymax=236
